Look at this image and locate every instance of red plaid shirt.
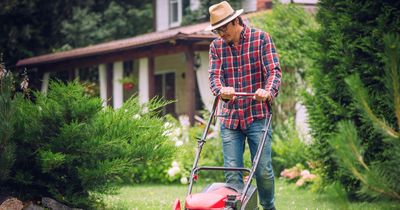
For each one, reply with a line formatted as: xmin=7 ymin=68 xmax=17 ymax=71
xmin=208 ymin=25 xmax=281 ymax=130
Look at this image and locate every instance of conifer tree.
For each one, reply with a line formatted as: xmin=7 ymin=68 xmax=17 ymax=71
xmin=304 ymin=0 xmax=400 ymax=195
xmin=329 ymin=34 xmax=400 ymax=200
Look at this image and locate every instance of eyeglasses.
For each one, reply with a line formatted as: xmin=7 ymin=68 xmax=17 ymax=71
xmin=212 ymin=21 xmax=231 ymax=35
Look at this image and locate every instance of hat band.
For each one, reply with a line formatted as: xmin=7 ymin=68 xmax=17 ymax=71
xmin=211 ymin=11 xmax=236 ymax=26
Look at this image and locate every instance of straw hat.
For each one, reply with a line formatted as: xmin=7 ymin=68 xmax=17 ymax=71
xmin=205 ymin=1 xmax=244 ymax=31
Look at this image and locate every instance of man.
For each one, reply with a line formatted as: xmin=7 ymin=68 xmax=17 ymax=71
xmin=206 ymin=1 xmax=281 ymax=210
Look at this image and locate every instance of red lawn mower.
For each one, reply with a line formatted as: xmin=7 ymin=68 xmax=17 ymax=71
xmin=173 ymin=92 xmax=272 ymax=210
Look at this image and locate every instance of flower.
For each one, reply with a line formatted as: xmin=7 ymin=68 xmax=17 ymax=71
xmin=175 ymin=140 xmax=183 ymax=147
xmin=167 ymin=161 xmax=181 ymax=177
xmin=20 ymin=78 xmax=29 ymax=91
xmin=119 ymin=73 xmax=138 ymax=85
xmin=180 ymin=177 xmax=188 ymax=184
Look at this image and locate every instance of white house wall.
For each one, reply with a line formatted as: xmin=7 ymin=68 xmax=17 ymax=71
xmin=156 ymin=0 xmax=170 ymax=31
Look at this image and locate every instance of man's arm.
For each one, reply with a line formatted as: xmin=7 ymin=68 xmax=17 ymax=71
xmin=261 ymin=33 xmax=282 ymax=101
xmin=208 ymin=43 xmax=236 ymax=100
xmin=208 ymin=43 xmax=223 ymax=95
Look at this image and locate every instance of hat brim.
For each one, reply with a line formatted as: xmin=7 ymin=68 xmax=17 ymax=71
xmin=205 ymin=9 xmax=244 ymax=31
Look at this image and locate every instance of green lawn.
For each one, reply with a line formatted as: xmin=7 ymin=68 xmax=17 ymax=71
xmin=104 ymin=179 xmax=399 ymax=210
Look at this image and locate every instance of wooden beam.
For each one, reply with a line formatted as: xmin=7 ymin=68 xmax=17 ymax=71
xmin=185 ymin=46 xmax=196 ymax=125
xmin=31 ymin=42 xmax=208 ymax=73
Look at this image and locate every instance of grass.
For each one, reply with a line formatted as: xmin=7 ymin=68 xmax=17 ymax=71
xmin=104 ymin=179 xmax=399 ymax=210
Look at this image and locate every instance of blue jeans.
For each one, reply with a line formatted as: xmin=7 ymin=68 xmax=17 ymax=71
xmin=220 ymin=118 xmax=275 ymax=210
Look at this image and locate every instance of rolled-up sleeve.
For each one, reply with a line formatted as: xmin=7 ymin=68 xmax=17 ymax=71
xmin=208 ymin=43 xmax=224 ymax=95
xmin=261 ymin=33 xmax=281 ymax=99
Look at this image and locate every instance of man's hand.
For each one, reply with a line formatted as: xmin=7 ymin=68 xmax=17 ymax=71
xmin=253 ymin=88 xmax=272 ymax=102
xmin=220 ymin=86 xmax=236 ymax=101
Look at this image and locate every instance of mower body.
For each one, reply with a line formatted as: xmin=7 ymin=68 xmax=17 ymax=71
xmin=184 ymin=183 xmax=258 ymax=210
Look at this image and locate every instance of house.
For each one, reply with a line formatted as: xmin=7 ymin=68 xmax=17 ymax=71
xmin=16 ymin=0 xmax=316 ymax=124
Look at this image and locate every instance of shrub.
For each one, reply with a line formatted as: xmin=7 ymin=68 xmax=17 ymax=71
xmin=304 ymin=0 xmax=400 ymax=197
xmin=0 ymin=80 xmax=175 ymax=209
xmin=0 ymin=61 xmax=15 ymax=182
xmin=329 ymin=34 xmax=400 ymax=201
xmin=272 ymin=118 xmax=310 ymax=176
xmin=250 ymin=2 xmax=318 ymax=124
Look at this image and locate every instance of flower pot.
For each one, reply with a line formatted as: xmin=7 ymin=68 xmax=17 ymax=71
xmin=123 ymin=82 xmax=134 ymax=90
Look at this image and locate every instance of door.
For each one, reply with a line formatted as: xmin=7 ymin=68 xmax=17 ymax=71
xmin=155 ymin=72 xmax=176 ymax=116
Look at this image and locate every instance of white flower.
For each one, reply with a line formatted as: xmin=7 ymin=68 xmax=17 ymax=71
xmin=20 ymin=79 xmax=29 ymax=90
xmin=175 ymin=140 xmax=183 ymax=147
xmin=172 ymin=161 xmax=179 ymax=167
xmin=179 ymin=115 xmax=190 ymax=127
xmin=132 ymin=114 xmax=141 ymax=119
xmin=167 ymin=166 xmax=180 ymax=177
xmin=173 ymin=128 xmax=182 ymax=137
xmin=180 ymin=177 xmax=188 ymax=184
xmin=163 ymin=122 xmax=172 ymax=129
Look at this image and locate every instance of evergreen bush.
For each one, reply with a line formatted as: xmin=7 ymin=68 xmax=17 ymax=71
xmin=0 ymin=60 xmax=15 ymax=182
xmin=329 ymin=34 xmax=400 ymax=201
xmin=0 ymin=80 xmax=175 ymax=209
xmin=304 ymin=0 xmax=400 ymax=197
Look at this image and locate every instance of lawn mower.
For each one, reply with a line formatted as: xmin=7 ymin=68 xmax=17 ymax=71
xmin=173 ymin=92 xmax=273 ymax=210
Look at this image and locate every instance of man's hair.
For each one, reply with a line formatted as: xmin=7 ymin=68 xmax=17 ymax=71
xmin=231 ymin=16 xmax=244 ymax=26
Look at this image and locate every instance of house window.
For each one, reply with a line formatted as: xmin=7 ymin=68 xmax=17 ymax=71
xmin=169 ymin=0 xmax=181 ymax=28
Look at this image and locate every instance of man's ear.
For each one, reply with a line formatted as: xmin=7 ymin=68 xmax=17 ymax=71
xmin=233 ymin=18 xmax=238 ymax=26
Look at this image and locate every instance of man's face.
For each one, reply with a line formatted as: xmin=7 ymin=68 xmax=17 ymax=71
xmin=213 ymin=20 xmax=234 ymax=43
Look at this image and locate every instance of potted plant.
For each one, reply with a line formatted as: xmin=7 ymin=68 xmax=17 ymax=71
xmin=119 ymin=73 xmax=138 ymax=90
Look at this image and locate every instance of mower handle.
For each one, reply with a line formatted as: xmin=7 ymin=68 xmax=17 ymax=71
xmin=222 ymin=92 xmax=272 ymax=113
xmin=233 ymin=92 xmax=255 ymax=97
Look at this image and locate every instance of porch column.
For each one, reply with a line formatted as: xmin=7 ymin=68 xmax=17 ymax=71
xmin=148 ymin=57 xmax=155 ymax=99
xmin=113 ymin=61 xmax=123 ymax=109
xmin=185 ymin=47 xmax=196 ymax=125
xmin=41 ymin=72 xmax=50 ymax=94
xmin=139 ymin=57 xmax=149 ymax=104
xmin=99 ymin=64 xmax=108 ymax=107
xmin=74 ymin=68 xmax=80 ymax=80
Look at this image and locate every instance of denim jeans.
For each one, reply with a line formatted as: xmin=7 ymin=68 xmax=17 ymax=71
xmin=220 ymin=118 xmax=275 ymax=210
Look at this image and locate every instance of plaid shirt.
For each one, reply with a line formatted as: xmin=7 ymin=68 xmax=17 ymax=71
xmin=208 ymin=25 xmax=281 ymax=130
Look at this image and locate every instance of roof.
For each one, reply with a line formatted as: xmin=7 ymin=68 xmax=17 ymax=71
xmin=16 ymin=11 xmax=268 ymax=68
xmin=16 ymin=22 xmax=215 ymax=67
